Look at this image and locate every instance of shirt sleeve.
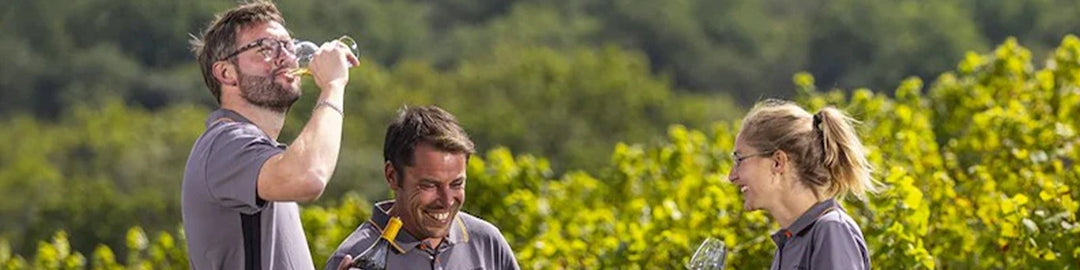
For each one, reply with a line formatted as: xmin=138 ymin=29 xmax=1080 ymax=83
xmin=810 ymin=219 xmax=870 ymax=270
xmin=489 ymin=226 xmax=521 ymax=270
xmin=204 ymin=123 xmax=284 ymax=214
xmin=496 ymin=238 xmax=520 ymax=270
xmin=324 ymin=224 xmax=377 ymax=270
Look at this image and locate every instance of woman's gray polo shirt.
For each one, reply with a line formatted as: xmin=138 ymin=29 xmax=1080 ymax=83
xmin=770 ymin=199 xmax=870 ymax=270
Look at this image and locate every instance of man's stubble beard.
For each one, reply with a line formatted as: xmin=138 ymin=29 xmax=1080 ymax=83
xmin=237 ymin=67 xmax=300 ymax=113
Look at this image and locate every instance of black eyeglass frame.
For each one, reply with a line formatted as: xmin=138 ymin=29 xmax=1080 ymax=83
xmin=731 ymin=150 xmax=776 ymax=168
xmin=219 ymin=38 xmax=296 ymax=61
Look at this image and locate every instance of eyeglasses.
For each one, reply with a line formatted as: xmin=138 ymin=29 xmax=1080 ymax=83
xmin=219 ymin=38 xmax=297 ymax=62
xmin=731 ymin=150 xmax=774 ymax=168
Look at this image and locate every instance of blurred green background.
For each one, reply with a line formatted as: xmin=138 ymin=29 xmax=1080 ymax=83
xmin=1 ymin=0 xmax=1079 ymax=268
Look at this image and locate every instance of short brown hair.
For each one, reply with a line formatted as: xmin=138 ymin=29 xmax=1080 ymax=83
xmin=739 ymin=99 xmax=877 ymax=200
xmin=190 ymin=1 xmax=284 ymax=104
xmin=384 ymin=105 xmax=476 ymax=178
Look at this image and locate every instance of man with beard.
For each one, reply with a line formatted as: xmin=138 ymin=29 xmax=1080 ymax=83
xmin=325 ymin=106 xmax=520 ymax=270
xmin=182 ymin=1 xmax=358 ymax=269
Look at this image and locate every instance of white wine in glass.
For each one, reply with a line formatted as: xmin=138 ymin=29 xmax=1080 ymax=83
xmin=687 ymin=237 xmax=727 ymax=270
xmin=290 ymin=35 xmax=360 ymax=76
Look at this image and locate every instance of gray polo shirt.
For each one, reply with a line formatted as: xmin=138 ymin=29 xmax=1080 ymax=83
xmin=770 ymin=199 xmax=870 ymax=270
xmin=325 ymin=201 xmax=520 ymax=270
xmin=182 ymin=109 xmax=314 ymax=270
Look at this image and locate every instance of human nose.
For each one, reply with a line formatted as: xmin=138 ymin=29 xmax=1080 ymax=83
xmin=437 ymin=185 xmax=456 ymax=207
xmin=727 ymin=164 xmax=738 ymax=183
xmin=274 ymin=42 xmax=298 ymax=67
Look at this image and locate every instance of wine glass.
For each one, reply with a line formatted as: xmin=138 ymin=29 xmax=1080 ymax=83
xmin=687 ymin=237 xmax=727 ymax=270
xmin=291 ymin=35 xmax=360 ymax=76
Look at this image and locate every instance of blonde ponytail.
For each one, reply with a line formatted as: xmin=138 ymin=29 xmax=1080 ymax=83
xmin=816 ymin=107 xmax=877 ymax=200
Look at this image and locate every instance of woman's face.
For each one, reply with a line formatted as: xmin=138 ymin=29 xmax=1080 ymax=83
xmin=728 ymin=132 xmax=783 ymax=212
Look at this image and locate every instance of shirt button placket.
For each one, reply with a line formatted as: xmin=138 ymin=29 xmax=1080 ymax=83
xmin=420 ymin=243 xmax=443 ymax=270
xmin=432 ymin=254 xmax=443 ymax=270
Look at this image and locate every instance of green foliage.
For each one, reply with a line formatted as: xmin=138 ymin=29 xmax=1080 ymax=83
xmin=301 ymin=193 xmax=372 ymax=267
xmin=461 ymin=36 xmax=1077 ymax=269
xmin=0 ymin=228 xmax=187 ymax=269
xmin=799 ymin=36 xmax=1080 ymax=268
xmin=313 ymin=32 xmax=1080 ymax=269
xmin=921 ymin=36 xmax=1080 ymax=268
xmin=304 ymin=45 xmax=737 ymax=201
xmin=463 ymin=128 xmax=778 ymax=269
xmin=6 ymin=0 xmax=1080 ymax=116
xmin=2 ymin=17 xmax=1080 ymax=270
xmin=0 ymin=101 xmax=205 ymax=257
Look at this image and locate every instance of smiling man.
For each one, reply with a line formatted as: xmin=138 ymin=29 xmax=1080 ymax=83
xmin=183 ymin=1 xmax=358 ymax=269
xmin=326 ymin=106 xmax=520 ymax=270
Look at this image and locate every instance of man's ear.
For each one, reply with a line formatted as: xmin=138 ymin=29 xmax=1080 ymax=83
xmin=771 ymin=150 xmax=788 ymax=175
xmin=212 ymin=60 xmax=238 ymax=87
xmin=385 ymin=161 xmax=399 ymax=188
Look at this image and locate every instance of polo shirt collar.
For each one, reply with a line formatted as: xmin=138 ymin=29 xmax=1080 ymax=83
xmin=206 ymin=108 xmax=254 ymax=126
xmin=370 ymin=201 xmax=470 ymax=254
xmin=771 ymin=198 xmax=841 ymax=245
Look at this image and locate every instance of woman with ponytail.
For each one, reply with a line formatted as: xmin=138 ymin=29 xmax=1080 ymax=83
xmin=728 ymin=99 xmax=876 ymax=269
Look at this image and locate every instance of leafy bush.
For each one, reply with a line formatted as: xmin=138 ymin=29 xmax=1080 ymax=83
xmin=2 ymin=37 xmax=1078 ymax=269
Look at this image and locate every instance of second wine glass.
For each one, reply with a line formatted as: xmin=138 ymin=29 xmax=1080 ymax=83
xmin=687 ymin=237 xmax=727 ymax=270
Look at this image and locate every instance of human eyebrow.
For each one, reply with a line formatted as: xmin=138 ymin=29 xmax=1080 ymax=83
xmin=220 ymin=38 xmax=271 ymax=60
